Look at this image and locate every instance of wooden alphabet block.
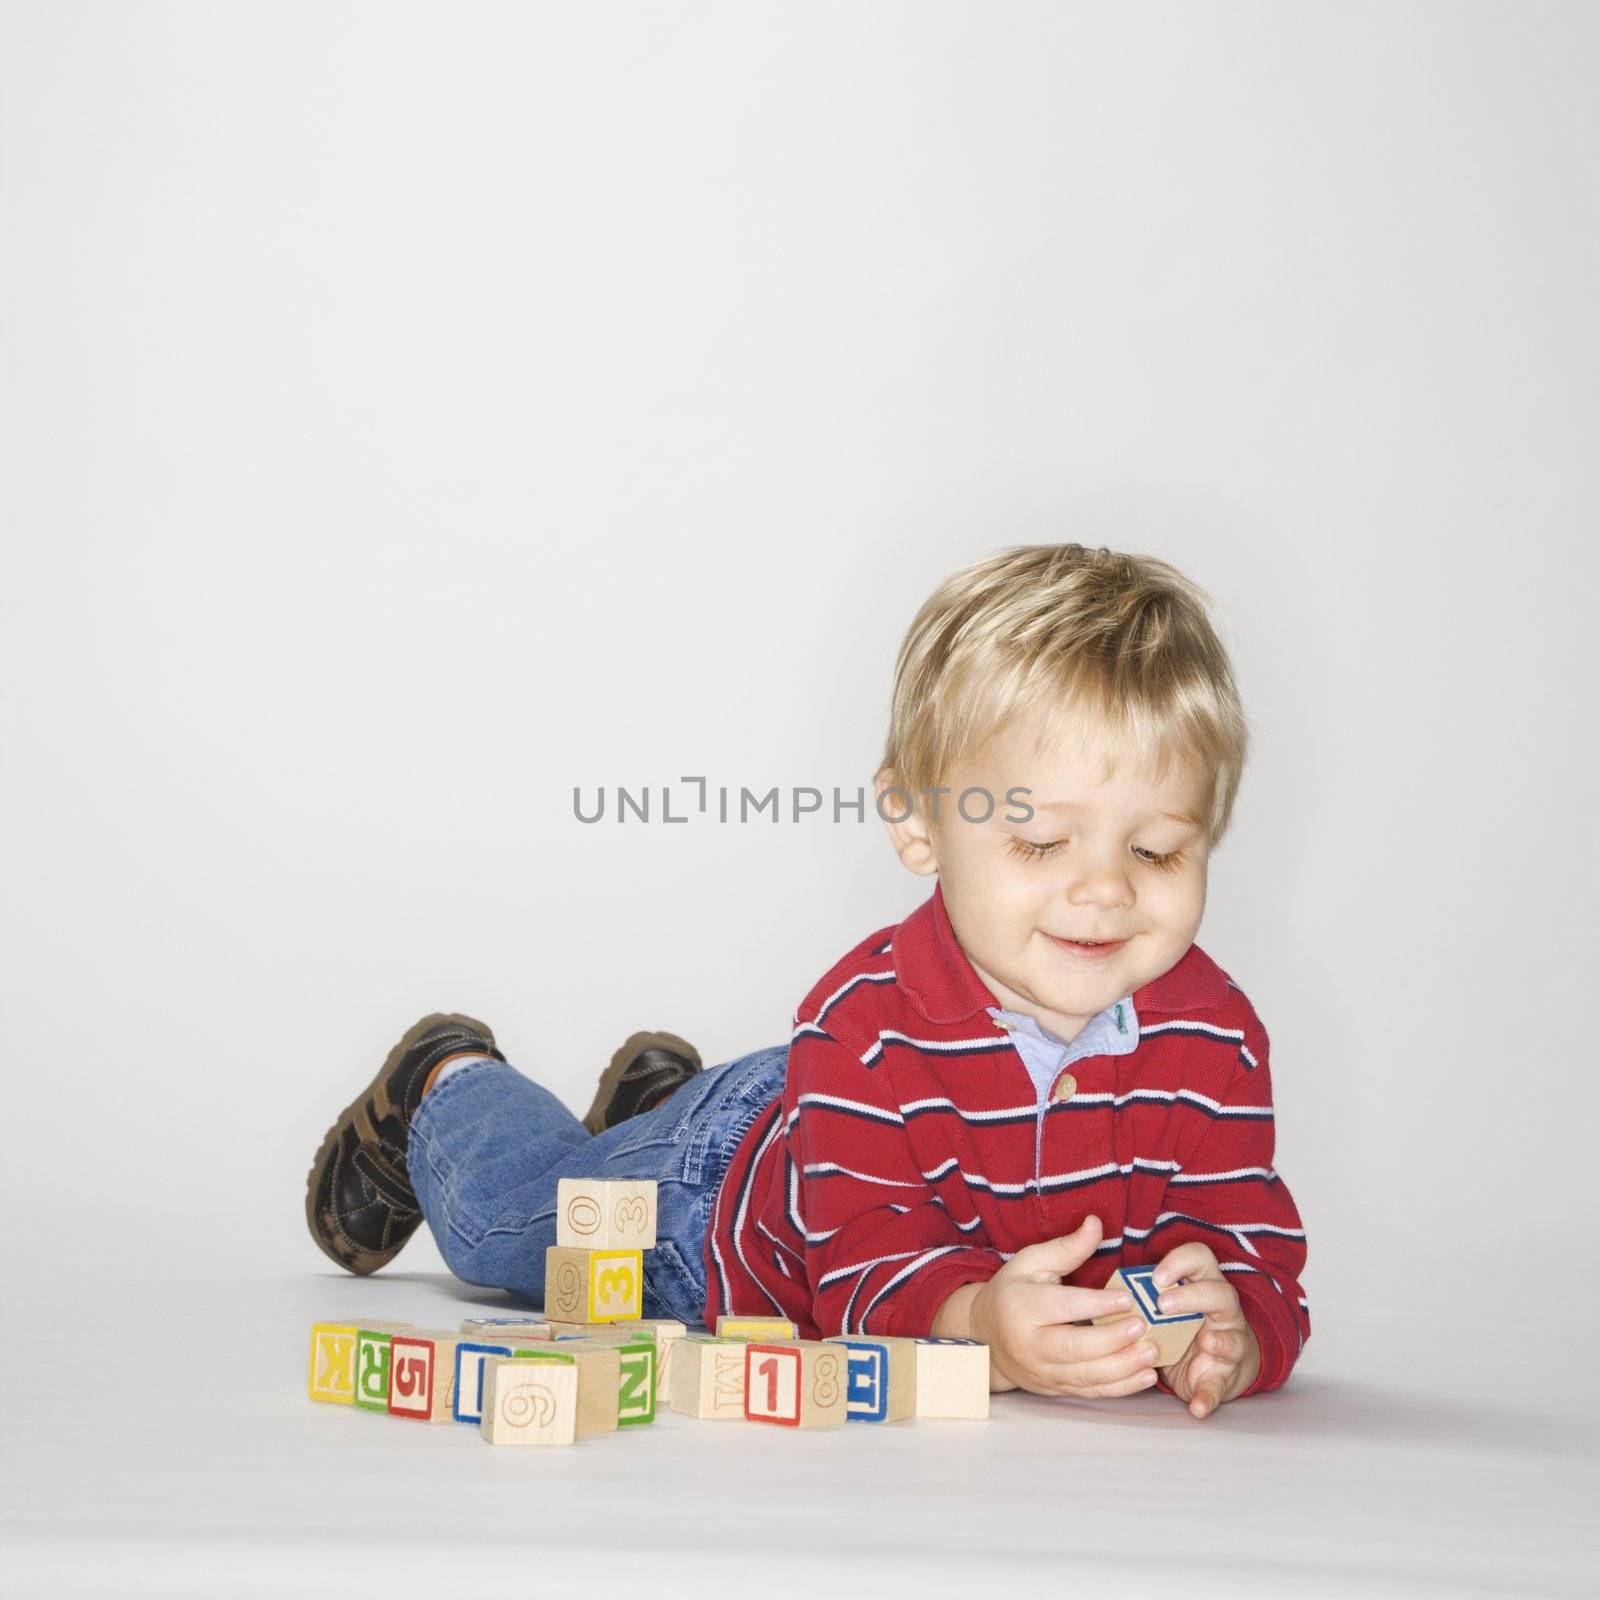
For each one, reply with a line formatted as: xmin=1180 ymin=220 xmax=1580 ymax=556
xmin=479 ymin=1356 xmax=578 ymax=1447
xmin=352 ymin=1328 xmax=399 ymax=1412
xmin=743 ymin=1340 xmax=847 ymax=1429
xmin=513 ymin=1345 xmax=621 ymax=1437
xmin=909 ymin=1337 xmax=991 ymax=1419
xmin=387 ymin=1333 xmax=463 ymax=1423
xmin=1090 ymin=1266 xmax=1203 ymax=1365
xmin=715 ymin=1315 xmax=798 ymax=1342
xmin=556 ymin=1178 xmax=658 ymax=1250
xmin=668 ymin=1335 xmax=748 ymax=1420
xmin=308 ymin=1323 xmax=359 ymax=1405
xmin=543 ymin=1246 xmax=643 ymax=1323
xmin=458 ymin=1315 xmax=555 ymax=1339
xmin=452 ymin=1336 xmax=553 ymax=1424
xmin=821 ymin=1335 xmax=916 ymax=1423
xmin=615 ymin=1340 xmax=657 ymax=1427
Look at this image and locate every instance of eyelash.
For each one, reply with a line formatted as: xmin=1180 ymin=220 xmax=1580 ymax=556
xmin=1004 ymin=836 xmax=1187 ymax=872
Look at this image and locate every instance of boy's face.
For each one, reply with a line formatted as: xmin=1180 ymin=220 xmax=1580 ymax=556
xmin=880 ymin=710 xmax=1213 ymax=1045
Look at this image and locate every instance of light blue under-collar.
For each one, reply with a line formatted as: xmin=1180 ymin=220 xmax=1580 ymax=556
xmin=985 ymin=995 xmax=1140 ymax=1103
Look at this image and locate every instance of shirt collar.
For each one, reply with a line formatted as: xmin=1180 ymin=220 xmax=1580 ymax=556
xmin=891 ymin=880 xmax=1229 ymax=1025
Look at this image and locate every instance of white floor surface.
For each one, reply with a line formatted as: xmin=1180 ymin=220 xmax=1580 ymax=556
xmin=3 ymin=1266 xmax=1595 ymax=1599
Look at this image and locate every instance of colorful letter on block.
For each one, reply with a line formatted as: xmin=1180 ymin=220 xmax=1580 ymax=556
xmin=715 ymin=1314 xmax=798 ymax=1342
xmin=353 ymin=1329 xmax=398 ymax=1412
xmin=556 ymin=1178 xmax=658 ymax=1251
xmin=479 ymin=1356 xmax=578 ymax=1447
xmin=543 ymin=1246 xmax=643 ymax=1322
xmin=515 ymin=1345 xmax=620 ymax=1437
xmin=822 ymin=1335 xmax=916 ymax=1423
xmin=909 ymin=1337 xmax=990 ymax=1419
xmin=743 ymin=1341 xmax=846 ymax=1429
xmin=1090 ymin=1266 xmax=1203 ymax=1365
xmin=308 ymin=1324 xmax=358 ymax=1404
xmin=615 ymin=1340 xmax=657 ymax=1427
xmin=453 ymin=1336 xmax=548 ymax=1424
xmin=668 ymin=1336 xmax=749 ymax=1420
xmin=388 ymin=1334 xmax=463 ymax=1423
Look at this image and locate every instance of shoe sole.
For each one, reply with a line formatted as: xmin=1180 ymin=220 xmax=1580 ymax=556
xmin=304 ymin=1010 xmax=496 ymax=1275
xmin=581 ymin=1029 xmax=704 ymax=1136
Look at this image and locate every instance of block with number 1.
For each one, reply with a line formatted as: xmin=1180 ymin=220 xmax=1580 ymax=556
xmin=743 ymin=1340 xmax=847 ymax=1429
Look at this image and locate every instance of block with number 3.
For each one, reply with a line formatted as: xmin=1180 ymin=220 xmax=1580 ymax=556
xmin=743 ymin=1340 xmax=846 ymax=1429
xmin=543 ymin=1246 xmax=643 ymax=1323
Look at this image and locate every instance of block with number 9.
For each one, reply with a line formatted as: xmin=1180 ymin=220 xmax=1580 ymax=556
xmin=543 ymin=1246 xmax=643 ymax=1323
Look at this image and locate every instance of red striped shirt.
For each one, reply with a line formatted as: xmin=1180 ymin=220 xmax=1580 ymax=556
xmin=702 ymin=883 xmax=1311 ymax=1396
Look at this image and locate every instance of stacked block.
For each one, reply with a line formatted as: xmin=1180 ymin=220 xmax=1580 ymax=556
xmin=543 ymin=1178 xmax=656 ymax=1326
xmin=307 ymin=1177 xmax=1027 ymax=1448
xmin=1090 ymin=1266 xmax=1203 ymax=1365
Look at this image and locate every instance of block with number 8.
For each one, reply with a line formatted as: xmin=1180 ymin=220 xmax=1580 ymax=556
xmin=742 ymin=1340 xmax=847 ymax=1429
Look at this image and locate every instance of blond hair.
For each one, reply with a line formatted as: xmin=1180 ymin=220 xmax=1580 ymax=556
xmin=879 ymin=544 xmax=1251 ymax=844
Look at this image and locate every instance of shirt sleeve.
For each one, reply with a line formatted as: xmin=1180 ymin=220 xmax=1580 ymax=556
xmin=1143 ymin=1035 xmax=1311 ymax=1398
xmin=785 ymin=1023 xmax=1006 ymax=1337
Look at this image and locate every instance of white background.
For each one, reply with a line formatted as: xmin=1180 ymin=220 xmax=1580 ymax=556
xmin=2 ymin=4 xmax=1595 ymax=1595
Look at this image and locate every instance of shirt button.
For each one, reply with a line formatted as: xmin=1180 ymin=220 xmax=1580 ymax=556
xmin=1052 ymin=1072 xmax=1077 ymax=1103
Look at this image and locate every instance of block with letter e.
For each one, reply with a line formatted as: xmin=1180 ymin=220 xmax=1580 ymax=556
xmin=743 ymin=1340 xmax=846 ymax=1429
xmin=822 ymin=1334 xmax=916 ymax=1423
xmin=543 ymin=1246 xmax=643 ymax=1323
xmin=556 ymin=1178 xmax=657 ymax=1251
xmin=452 ymin=1335 xmax=554 ymax=1425
xmin=1090 ymin=1265 xmax=1203 ymax=1365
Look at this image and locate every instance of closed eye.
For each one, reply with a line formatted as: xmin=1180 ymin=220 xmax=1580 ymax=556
xmin=1005 ymin=836 xmax=1187 ymax=871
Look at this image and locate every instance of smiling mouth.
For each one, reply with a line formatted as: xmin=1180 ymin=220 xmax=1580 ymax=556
xmin=1043 ymin=932 xmax=1128 ymax=955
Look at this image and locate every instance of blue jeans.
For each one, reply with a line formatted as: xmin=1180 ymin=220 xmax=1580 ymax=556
xmin=406 ymin=1043 xmax=790 ymax=1327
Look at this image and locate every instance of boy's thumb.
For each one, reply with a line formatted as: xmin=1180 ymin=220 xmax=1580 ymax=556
xmin=1015 ymin=1214 xmax=1103 ymax=1276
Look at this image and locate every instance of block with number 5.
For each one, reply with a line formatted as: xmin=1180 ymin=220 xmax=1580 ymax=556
xmin=743 ymin=1340 xmax=847 ymax=1429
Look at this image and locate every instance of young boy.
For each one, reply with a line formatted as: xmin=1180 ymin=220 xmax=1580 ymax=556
xmin=306 ymin=543 xmax=1310 ymax=1419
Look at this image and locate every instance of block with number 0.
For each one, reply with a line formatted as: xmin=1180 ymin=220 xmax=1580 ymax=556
xmin=543 ymin=1246 xmax=643 ymax=1323
xmin=743 ymin=1340 xmax=847 ymax=1429
xmin=556 ymin=1178 xmax=657 ymax=1250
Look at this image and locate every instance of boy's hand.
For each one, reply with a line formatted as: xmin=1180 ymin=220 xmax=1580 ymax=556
xmin=1147 ymin=1241 xmax=1262 ymax=1419
xmin=970 ymin=1215 xmax=1166 ymax=1399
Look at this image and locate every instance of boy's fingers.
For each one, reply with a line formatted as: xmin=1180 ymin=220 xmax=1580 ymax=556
xmin=1033 ymin=1281 xmax=1135 ymax=1325
xmin=1151 ymin=1241 xmax=1219 ymax=1288
xmin=1189 ymin=1366 xmax=1229 ymax=1419
xmin=1035 ymin=1316 xmax=1152 ymax=1367
xmin=1154 ymin=1277 xmax=1237 ymax=1321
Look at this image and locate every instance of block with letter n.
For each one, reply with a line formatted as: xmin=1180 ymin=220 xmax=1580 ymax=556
xmin=821 ymin=1334 xmax=916 ymax=1423
xmin=543 ymin=1246 xmax=644 ymax=1323
xmin=743 ymin=1340 xmax=846 ymax=1429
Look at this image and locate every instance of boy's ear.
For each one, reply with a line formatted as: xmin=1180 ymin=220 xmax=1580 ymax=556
xmin=875 ymin=767 xmax=939 ymax=876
